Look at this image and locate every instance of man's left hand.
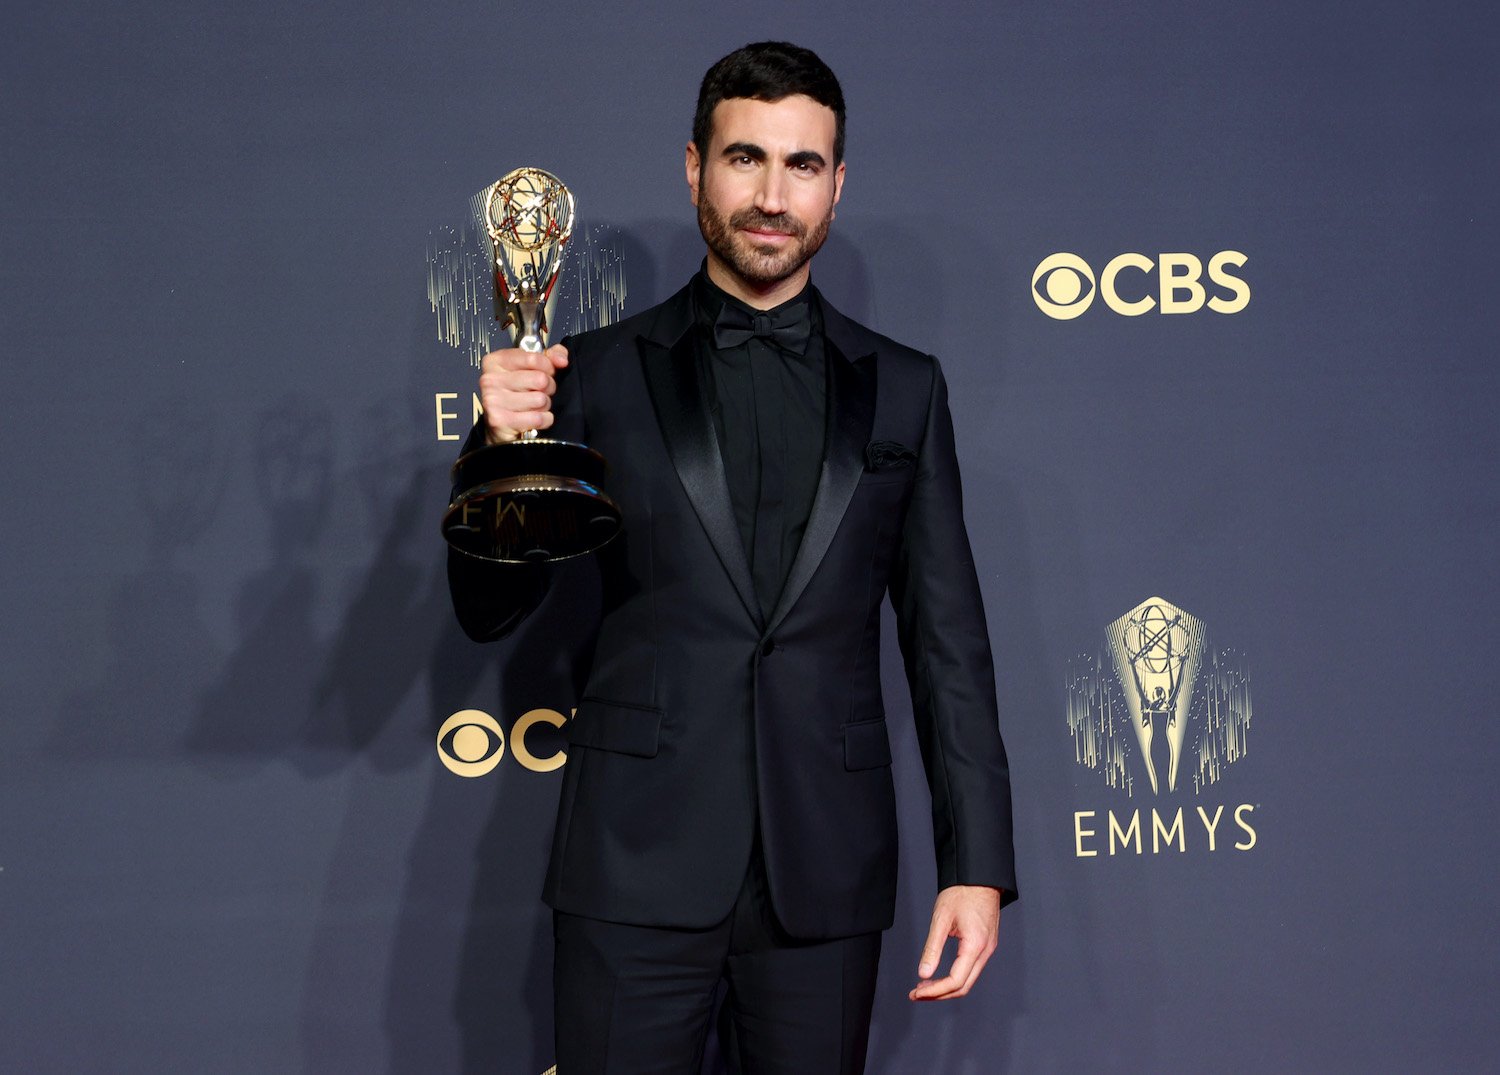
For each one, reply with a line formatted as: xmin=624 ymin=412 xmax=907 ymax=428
xmin=908 ymin=884 xmax=1003 ymax=1001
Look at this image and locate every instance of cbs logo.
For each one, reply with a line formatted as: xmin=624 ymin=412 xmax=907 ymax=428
xmin=1032 ymin=251 xmax=1250 ymax=319
xmin=436 ymin=708 xmax=570 ymax=777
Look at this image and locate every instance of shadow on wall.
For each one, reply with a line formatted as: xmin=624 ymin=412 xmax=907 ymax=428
xmin=170 ymin=391 xmax=459 ymax=773
xmin=180 ymin=393 xmax=355 ymax=767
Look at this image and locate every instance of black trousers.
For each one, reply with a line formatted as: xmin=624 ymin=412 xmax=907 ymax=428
xmin=553 ymin=847 xmax=882 ymax=1074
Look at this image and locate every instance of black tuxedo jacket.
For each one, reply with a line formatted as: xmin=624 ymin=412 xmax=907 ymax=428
xmin=449 ymin=282 xmax=1017 ymax=939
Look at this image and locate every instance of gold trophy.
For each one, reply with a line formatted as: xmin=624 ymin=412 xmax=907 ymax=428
xmin=442 ymin=168 xmax=622 ymax=562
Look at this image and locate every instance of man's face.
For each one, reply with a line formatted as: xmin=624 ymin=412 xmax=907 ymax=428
xmin=686 ymin=95 xmax=845 ymax=300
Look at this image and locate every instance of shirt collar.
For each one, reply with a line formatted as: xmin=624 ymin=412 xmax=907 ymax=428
xmin=691 ymin=262 xmax=817 ymax=336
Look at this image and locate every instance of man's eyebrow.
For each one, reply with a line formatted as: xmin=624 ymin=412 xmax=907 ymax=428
xmin=785 ymin=150 xmax=827 ymax=169
xmin=720 ymin=142 xmax=766 ymax=161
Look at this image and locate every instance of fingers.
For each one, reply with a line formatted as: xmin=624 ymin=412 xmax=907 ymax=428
xmin=916 ymin=909 xmax=952 ymax=981
xmin=909 ymin=936 xmax=965 ymax=1001
xmin=478 ymin=344 xmax=568 ymax=442
xmin=480 ymin=343 xmax=569 ymax=374
xmin=908 ymin=930 xmax=996 ymax=1001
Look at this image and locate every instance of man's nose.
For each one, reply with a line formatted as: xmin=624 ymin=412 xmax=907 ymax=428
xmin=754 ymin=168 xmax=787 ymax=215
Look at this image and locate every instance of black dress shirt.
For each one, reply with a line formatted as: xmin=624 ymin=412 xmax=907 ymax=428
xmin=691 ymin=269 xmax=827 ymax=620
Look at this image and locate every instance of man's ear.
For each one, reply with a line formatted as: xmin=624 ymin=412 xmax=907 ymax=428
xmin=685 ymin=142 xmax=701 ymax=207
xmin=831 ymin=160 xmax=846 ymax=220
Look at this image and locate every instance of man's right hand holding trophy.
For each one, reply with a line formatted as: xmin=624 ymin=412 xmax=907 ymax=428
xmin=477 ymin=341 xmax=570 ymax=445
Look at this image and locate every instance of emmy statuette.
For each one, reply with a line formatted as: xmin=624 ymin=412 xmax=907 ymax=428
xmin=442 ymin=168 xmax=622 ymax=562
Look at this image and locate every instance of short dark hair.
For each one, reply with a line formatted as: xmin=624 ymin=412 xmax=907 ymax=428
xmin=693 ymin=42 xmax=846 ymax=165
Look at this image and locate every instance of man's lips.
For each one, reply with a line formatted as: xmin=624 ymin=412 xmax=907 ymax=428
xmin=741 ymin=227 xmax=794 ymax=242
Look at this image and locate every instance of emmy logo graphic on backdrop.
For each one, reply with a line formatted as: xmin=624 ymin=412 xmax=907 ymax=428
xmin=1067 ymin=596 xmax=1253 ymax=799
xmin=1110 ymin=601 xmax=1198 ymax=795
xmin=1066 ymin=597 xmax=1259 ymax=858
xmin=442 ymin=168 xmax=621 ymax=562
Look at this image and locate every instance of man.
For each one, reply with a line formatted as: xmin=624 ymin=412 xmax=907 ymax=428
xmin=449 ymin=41 xmax=1017 ymax=1073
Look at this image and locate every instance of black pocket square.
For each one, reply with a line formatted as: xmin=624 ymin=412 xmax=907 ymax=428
xmin=865 ymin=440 xmax=917 ymax=470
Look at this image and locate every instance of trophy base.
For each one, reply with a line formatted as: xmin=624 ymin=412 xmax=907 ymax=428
xmin=443 ymin=439 xmax=622 ymax=563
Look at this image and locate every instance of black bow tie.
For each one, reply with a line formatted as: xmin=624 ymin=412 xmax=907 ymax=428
xmin=712 ymin=300 xmax=812 ymax=355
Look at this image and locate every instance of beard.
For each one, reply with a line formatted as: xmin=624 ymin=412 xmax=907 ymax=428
xmin=697 ymin=196 xmax=833 ymax=290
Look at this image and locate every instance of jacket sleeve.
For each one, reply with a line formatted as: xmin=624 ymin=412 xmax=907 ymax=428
xmin=887 ymin=357 xmax=1018 ymax=905
xmin=444 ymin=335 xmax=582 ymax=643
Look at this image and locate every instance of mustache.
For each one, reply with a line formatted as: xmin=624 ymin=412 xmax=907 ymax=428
xmin=729 ymin=208 xmax=804 ymax=237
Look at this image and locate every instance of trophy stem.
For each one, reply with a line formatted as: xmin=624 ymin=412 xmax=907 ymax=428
xmin=516 ymin=292 xmax=544 ymax=353
xmin=516 ymin=293 xmax=543 ymax=440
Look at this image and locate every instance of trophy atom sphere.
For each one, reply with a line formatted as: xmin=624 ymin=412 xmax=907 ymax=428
xmin=487 ymin=168 xmax=576 ymax=255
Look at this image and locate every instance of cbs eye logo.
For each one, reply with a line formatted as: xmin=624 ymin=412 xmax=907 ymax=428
xmin=437 ymin=708 xmax=569 ymax=777
xmin=1032 ymin=251 xmax=1250 ymax=319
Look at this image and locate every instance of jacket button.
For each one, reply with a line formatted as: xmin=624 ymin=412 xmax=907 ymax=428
xmin=760 ymin=638 xmax=776 ymax=657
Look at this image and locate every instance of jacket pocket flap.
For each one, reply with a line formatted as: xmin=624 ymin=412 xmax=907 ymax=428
xmin=843 ymin=717 xmax=891 ymax=771
xmin=566 ymin=698 xmax=663 ymax=758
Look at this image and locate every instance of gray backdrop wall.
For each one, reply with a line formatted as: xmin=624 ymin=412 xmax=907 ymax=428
xmin=3 ymin=2 xmax=1497 ymax=1072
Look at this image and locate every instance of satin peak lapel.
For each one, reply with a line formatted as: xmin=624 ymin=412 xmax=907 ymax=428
xmin=765 ymin=335 xmax=877 ymax=635
xmin=638 ymin=329 xmax=762 ymax=626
